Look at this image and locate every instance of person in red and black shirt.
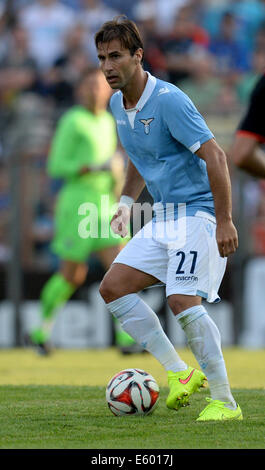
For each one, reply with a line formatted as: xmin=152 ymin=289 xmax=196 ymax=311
xmin=231 ymin=74 xmax=265 ymax=178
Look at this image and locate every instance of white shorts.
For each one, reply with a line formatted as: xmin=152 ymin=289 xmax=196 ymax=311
xmin=113 ymin=212 xmax=227 ymax=303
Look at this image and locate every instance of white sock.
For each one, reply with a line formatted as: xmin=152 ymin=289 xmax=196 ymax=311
xmin=177 ymin=305 xmax=236 ymax=408
xmin=106 ymin=293 xmax=187 ymax=372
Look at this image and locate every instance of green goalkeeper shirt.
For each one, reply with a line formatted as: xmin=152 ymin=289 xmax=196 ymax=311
xmin=47 ymin=105 xmax=117 ymax=192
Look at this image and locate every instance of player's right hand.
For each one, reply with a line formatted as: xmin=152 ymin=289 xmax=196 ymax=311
xmin=216 ymin=220 xmax=238 ymax=257
xmin=110 ymin=205 xmax=131 ymax=238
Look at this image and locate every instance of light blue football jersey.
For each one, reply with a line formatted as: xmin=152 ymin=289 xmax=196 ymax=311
xmin=110 ymin=72 xmax=215 ymax=219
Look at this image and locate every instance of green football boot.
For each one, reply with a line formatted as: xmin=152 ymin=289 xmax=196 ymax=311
xmin=196 ymin=397 xmax=243 ymax=421
xmin=166 ymin=366 xmax=207 ymax=411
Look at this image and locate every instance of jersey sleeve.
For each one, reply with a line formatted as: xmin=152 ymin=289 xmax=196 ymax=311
xmin=161 ymin=90 xmax=214 ymax=153
xmin=47 ymin=112 xmax=81 ymax=178
xmin=237 ymin=75 xmax=265 ymax=141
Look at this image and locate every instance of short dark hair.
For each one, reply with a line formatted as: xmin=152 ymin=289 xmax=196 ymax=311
xmin=94 ymin=15 xmax=144 ymax=61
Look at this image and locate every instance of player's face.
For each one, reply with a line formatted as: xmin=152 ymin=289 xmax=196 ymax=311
xmin=97 ymin=39 xmax=142 ymax=90
xmin=77 ymin=71 xmax=112 ymax=110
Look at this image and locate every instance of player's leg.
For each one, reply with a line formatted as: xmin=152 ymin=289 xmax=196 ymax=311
xmin=28 ymin=260 xmax=88 ymax=354
xmin=168 ymin=293 xmax=242 ymax=420
xmin=166 ymin=216 xmax=242 ymax=420
xmin=156 ymin=293 xmax=206 ymax=410
xmin=99 ymin=262 xmax=158 ymax=301
xmin=100 ymin=261 xmax=189 ymax=387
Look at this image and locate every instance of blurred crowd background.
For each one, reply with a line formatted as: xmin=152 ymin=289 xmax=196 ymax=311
xmin=0 ymin=0 xmax=265 ymax=345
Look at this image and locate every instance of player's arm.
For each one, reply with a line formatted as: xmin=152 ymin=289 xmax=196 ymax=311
xmin=120 ymin=158 xmax=146 ymax=201
xmin=196 ymin=138 xmax=238 ymax=258
xmin=230 ymin=133 xmax=265 ymax=178
xmin=111 ymin=159 xmax=146 ymax=237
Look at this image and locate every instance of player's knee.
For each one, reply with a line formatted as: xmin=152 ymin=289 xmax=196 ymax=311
xmin=167 ymin=294 xmax=201 ymax=316
xmin=99 ymin=275 xmax=118 ymax=303
xmin=167 ymin=296 xmax=185 ymax=315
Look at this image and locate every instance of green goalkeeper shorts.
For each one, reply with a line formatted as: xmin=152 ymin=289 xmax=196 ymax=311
xmin=51 ymin=181 xmax=122 ymax=262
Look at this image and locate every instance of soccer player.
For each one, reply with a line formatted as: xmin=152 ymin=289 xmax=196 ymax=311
xmin=95 ymin=16 xmax=243 ymax=421
xmin=230 ymin=73 xmax=265 ymax=177
xmin=27 ymin=66 xmax=135 ymax=354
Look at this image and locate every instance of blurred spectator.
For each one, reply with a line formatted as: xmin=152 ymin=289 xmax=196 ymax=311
xmin=208 ymin=11 xmax=250 ymax=82
xmin=36 ymin=23 xmax=91 ymax=110
xmin=1 ymin=1 xmax=32 ymax=8
xmin=202 ymin=1 xmax=236 ymax=38
xmin=18 ymin=0 xmax=77 ymax=71
xmin=133 ymin=3 xmax=168 ymax=78
xmin=187 ymin=0 xmax=210 ymax=24
xmin=77 ymin=0 xmax=119 ymax=63
xmin=203 ymin=1 xmax=265 ymax=45
xmin=236 ymin=46 xmax=265 ymax=105
xmin=79 ymin=0 xmax=118 ymax=35
xmin=178 ymin=48 xmax=239 ymax=115
xmin=227 ymin=0 xmax=265 ymax=55
xmin=154 ymin=0 xmax=189 ymax=33
xmin=159 ymin=4 xmax=209 ymax=84
xmin=133 ymin=0 xmax=190 ymax=34
xmin=60 ymin=0 xmax=138 ymax=17
xmin=102 ymin=0 xmax=138 ymax=19
xmin=0 ymin=22 xmax=38 ymax=110
xmin=0 ymin=0 xmax=17 ymax=61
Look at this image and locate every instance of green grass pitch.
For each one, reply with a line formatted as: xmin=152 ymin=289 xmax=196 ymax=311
xmin=0 ymin=347 xmax=264 ymax=449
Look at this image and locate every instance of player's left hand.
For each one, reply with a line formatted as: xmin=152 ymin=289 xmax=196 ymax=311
xmin=216 ymin=220 xmax=238 ymax=257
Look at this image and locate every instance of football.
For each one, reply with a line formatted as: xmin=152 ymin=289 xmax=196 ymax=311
xmin=106 ymin=368 xmax=159 ymax=416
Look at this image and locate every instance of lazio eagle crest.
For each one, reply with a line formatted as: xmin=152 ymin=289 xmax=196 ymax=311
xmin=139 ymin=118 xmax=154 ymax=135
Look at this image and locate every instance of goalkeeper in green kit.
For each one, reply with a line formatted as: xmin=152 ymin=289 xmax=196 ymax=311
xmin=27 ymin=66 xmax=136 ymax=354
